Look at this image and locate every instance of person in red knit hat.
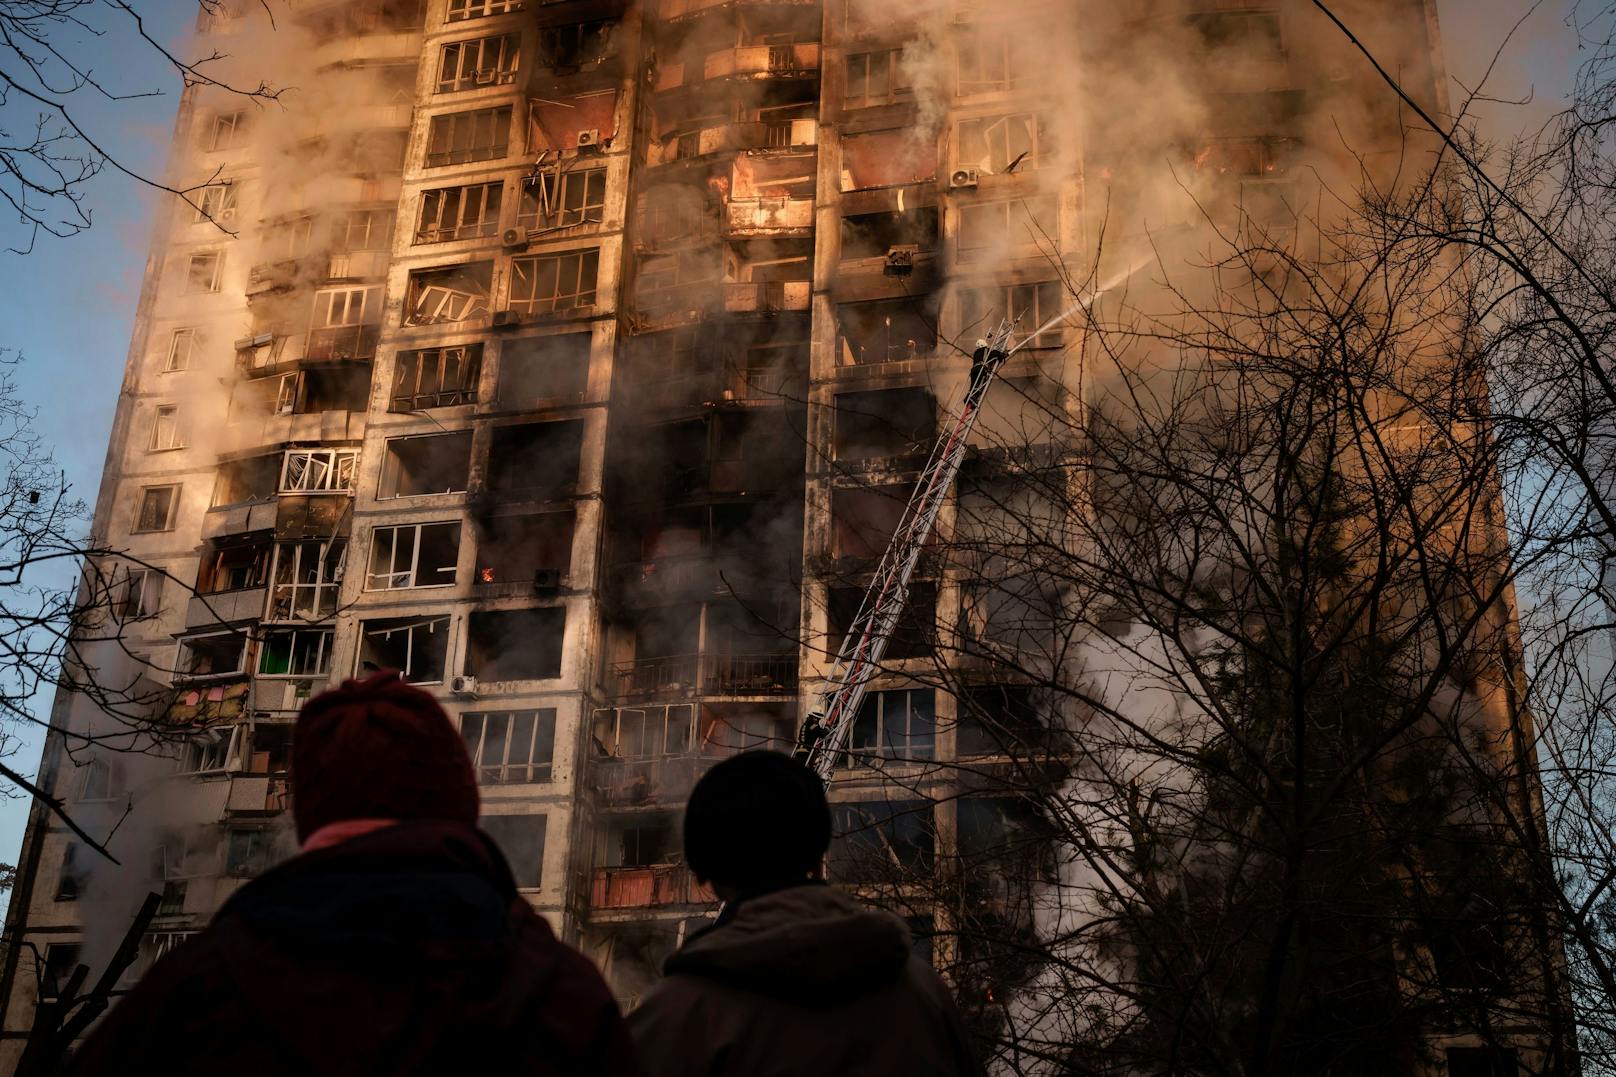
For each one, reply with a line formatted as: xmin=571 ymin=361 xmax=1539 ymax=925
xmin=68 ymin=670 xmax=644 ymax=1077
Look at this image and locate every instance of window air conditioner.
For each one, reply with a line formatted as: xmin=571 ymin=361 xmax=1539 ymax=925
xmin=501 ymin=227 xmax=527 ymax=249
xmin=576 ymin=128 xmax=602 ymax=150
xmin=884 ymin=245 xmax=918 ymax=277
xmin=949 ymin=168 xmax=980 ymax=190
xmin=450 ymin=675 xmax=479 ymax=698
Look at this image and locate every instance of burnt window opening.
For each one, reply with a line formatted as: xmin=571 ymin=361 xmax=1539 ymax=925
xmin=380 ymin=432 xmax=473 ymax=498
xmin=833 ymin=387 xmax=935 ymax=461
xmin=604 ymin=816 xmax=676 ymax=868
xmin=837 ymin=299 xmax=938 ymax=365
xmin=959 ymin=685 xmax=1052 ymax=757
xmin=958 ymin=112 xmax=1052 ymax=174
xmin=366 ymin=522 xmax=461 ymax=590
xmin=841 ymin=128 xmax=937 ymax=191
xmin=177 ymin=631 xmax=249 ymax=680
xmin=280 ymin=448 xmax=359 ymax=493
xmin=507 ymin=248 xmax=600 ymax=316
xmin=405 ymin=262 xmax=493 ymax=326
xmin=846 ymin=48 xmax=910 ymax=108
xmin=436 ymin=33 xmax=519 ymax=93
xmin=828 ymin=800 xmax=934 ymax=880
xmin=225 ymin=827 xmax=277 ymax=878
xmin=851 ymin=687 xmax=935 ymax=762
xmin=55 ymin=842 xmax=84 ymax=901
xmin=117 ymin=567 xmax=162 ymax=621
xmin=840 ymin=208 xmax=938 ymax=261
xmin=243 ymin=724 xmax=292 ymax=774
xmin=180 ymin=725 xmax=244 ymax=773
xmin=268 ymin=539 xmax=345 ymax=621
xmin=635 ymin=248 xmax=721 ymax=314
xmin=1190 ymin=135 xmax=1301 ymax=178
xmin=213 ymin=456 xmax=278 ymax=507
xmin=519 ymin=167 xmax=607 ymax=233
xmin=831 ymin=484 xmax=911 ymax=561
xmin=306 ymin=366 xmax=373 ymax=413
xmin=961 ymin=281 xmax=1067 ymax=349
xmin=593 ymin=704 xmax=696 ymax=759
xmin=359 ymin=615 xmax=450 ymax=683
xmin=830 ymin=582 xmax=936 ymax=661
xmin=482 ymin=813 xmax=546 ymax=887
xmin=196 ymin=532 xmax=273 ymax=594
xmin=425 ymin=106 xmax=512 ymax=167
xmin=537 ymin=19 xmax=615 ymax=69
xmin=257 ymin=627 xmax=334 ymax=678
xmin=475 ymin=511 xmax=574 ymax=588
xmin=40 ymin=944 xmax=83 ymax=1001
xmin=416 ymin=182 xmax=503 ymax=243
xmin=957 ymin=197 xmax=1058 ymax=258
xmin=133 ymin=485 xmax=181 ymax=533
xmin=496 ymin=333 xmax=589 ymax=407
xmin=392 ymin=344 xmax=483 ymax=411
xmin=637 ymin=184 xmax=710 ymax=247
xmin=446 ymin=0 xmax=522 ymax=21
xmin=463 ymin=709 xmax=556 ymax=783
xmin=465 ymin=607 xmax=565 ymax=681
xmin=486 ymin=420 xmax=583 ymax=500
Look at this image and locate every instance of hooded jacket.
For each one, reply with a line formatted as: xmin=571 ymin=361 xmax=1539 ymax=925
xmin=66 ymin=821 xmax=643 ymax=1077
xmin=628 ymin=884 xmax=981 ymax=1077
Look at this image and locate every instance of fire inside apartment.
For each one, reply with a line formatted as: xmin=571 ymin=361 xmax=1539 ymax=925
xmin=0 ymin=0 xmax=1477 ymax=1061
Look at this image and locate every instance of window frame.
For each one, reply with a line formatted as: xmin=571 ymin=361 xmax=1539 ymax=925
xmin=175 ymin=631 xmax=250 ymax=682
xmin=424 ymin=106 xmax=513 ymax=167
xmin=267 ymin=538 xmax=346 ymax=621
xmin=391 ymin=343 xmax=483 ymax=411
xmin=358 ymin=615 xmax=452 ymax=684
xmin=517 ymin=167 xmax=607 ymax=232
xmin=365 ymin=521 xmax=461 ymax=590
xmin=416 ymin=182 xmax=504 ymax=243
xmin=256 ymin=626 xmax=335 ymax=678
xmin=506 ymin=247 xmax=600 ymax=316
xmin=164 ymin=327 xmax=198 ymax=372
xmin=184 ymin=250 xmax=224 ymax=294
xmin=845 ymin=48 xmax=909 ymax=108
xmin=445 ymin=0 xmax=523 ymax=21
xmin=436 ymin=33 xmax=520 ymax=92
xmin=279 ymin=448 xmax=359 ymax=493
xmin=461 ymin=709 xmax=557 ymax=784
xmin=132 ymin=484 xmax=181 ymax=534
xmin=850 ymin=687 xmax=937 ymax=764
xmin=205 ymin=110 xmax=246 ymax=152
xmin=149 ymin=404 xmax=184 ymax=452
xmin=195 ymin=182 xmax=239 ymax=223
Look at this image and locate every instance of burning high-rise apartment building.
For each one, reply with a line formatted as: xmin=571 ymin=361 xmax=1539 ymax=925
xmin=0 ymin=0 xmax=1576 ymax=1071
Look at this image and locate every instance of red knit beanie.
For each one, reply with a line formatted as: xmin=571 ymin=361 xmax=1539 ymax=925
xmin=291 ymin=669 xmax=479 ymax=842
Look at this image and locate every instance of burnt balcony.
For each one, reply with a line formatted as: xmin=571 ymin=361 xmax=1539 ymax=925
xmin=592 ymin=753 xmax=704 ymax=809
xmin=591 ymin=865 xmax=714 ymax=909
xmin=652 ymin=119 xmax=817 ymax=165
xmin=628 ymin=363 xmax=803 ymax=413
xmin=305 ymin=325 xmax=381 ymax=362
xmin=723 ymin=280 xmax=810 ymax=314
xmin=613 ymin=652 xmax=797 ymax=701
xmin=656 ymin=43 xmax=820 ymax=92
xmin=725 ymin=196 xmax=813 ymax=237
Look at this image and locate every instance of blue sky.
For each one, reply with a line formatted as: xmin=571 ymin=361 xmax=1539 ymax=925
xmin=0 ymin=0 xmax=1585 ymax=888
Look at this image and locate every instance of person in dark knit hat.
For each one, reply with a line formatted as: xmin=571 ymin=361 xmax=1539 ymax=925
xmin=628 ymin=750 xmax=981 ymax=1077
xmin=68 ymin=670 xmax=643 ymax=1077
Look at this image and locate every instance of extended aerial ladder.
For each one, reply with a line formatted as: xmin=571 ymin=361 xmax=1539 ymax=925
xmin=794 ymin=319 xmax=1017 ymax=783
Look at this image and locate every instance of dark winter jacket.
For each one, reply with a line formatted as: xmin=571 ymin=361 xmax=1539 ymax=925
xmin=628 ymin=883 xmax=981 ymax=1077
xmin=66 ymin=820 xmax=643 ymax=1077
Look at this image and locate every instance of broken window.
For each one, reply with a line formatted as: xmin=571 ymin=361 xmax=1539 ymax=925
xmin=177 ymin=631 xmax=249 ymax=680
xmin=425 ymin=106 xmax=512 ymax=167
xmin=196 ymin=533 xmax=273 ymax=594
xmin=465 ymin=607 xmax=565 ymax=680
xmin=536 ymin=19 xmax=614 ymax=68
xmin=463 ymin=710 xmax=556 ymax=783
xmin=958 ymin=113 xmax=1051 ymax=174
xmin=495 ymin=333 xmax=589 ymax=406
xmin=149 ymin=404 xmax=184 ymax=451
xmin=416 ymin=182 xmax=503 ymax=243
xmin=956 ymin=26 xmax=1022 ymax=96
xmin=242 ymin=724 xmax=292 ymax=773
xmin=204 ymin=110 xmax=246 ymax=152
xmin=299 ymin=366 xmax=373 ymax=413
xmin=379 ymin=431 xmax=473 ymax=498
xmin=604 ymin=817 xmax=675 ymax=868
xmin=518 ymin=167 xmax=607 ymax=232
xmin=961 ymin=280 xmax=1066 ymax=347
xmin=851 ymin=687 xmax=936 ymax=762
xmin=333 ymin=208 xmax=394 ymax=252
xmin=213 ymin=455 xmax=277 ymax=507
xmin=280 ymin=449 xmax=358 ymax=493
xmin=957 ymin=196 xmax=1058 ymax=258
xmin=392 ymin=344 xmax=483 ymax=411
xmin=257 ymin=627 xmax=334 ymax=677
xmin=195 ymin=183 xmax=239 ymax=224
xmin=831 ymin=484 xmax=909 ymax=561
xmin=845 ymin=48 xmax=909 ymax=108
xmin=164 ymin=327 xmax=198 ymax=372
xmin=133 ymin=485 xmax=181 ymax=533
xmin=507 ymin=248 xmax=600 ymax=316
xmin=524 ymin=89 xmax=618 ymax=153
xmin=475 ymin=510 xmax=574 ymax=588
xmin=55 ymin=843 xmax=84 ymax=901
xmin=437 ymin=33 xmax=520 ymax=92
xmin=185 ymin=251 xmax=223 ymax=293
xmin=405 ymin=262 xmax=493 ymax=326
xmin=841 ymin=128 xmax=937 ymax=191
xmin=959 ymin=685 xmax=1052 ymax=756
xmin=830 ymin=582 xmax=936 ymax=660
xmin=593 ymin=705 xmax=696 ymax=759
xmin=836 ymin=298 xmax=940 ymax=364
xmin=359 ymin=615 xmax=450 ymax=682
xmin=117 ymin=566 xmax=161 ymax=620
xmin=446 ymin=0 xmax=522 ymax=21
xmin=481 ymin=813 xmax=546 ymax=887
xmin=840 ymin=207 xmax=938 ymax=260
xmin=828 ymin=800 xmax=934 ymax=880
xmin=267 ymin=539 xmax=346 ymax=620
xmin=486 ymin=420 xmax=582 ymax=500
xmin=225 ymin=827 xmax=275 ymax=878
xmin=76 ymin=757 xmax=119 ymax=801
xmin=366 ymin=522 xmax=461 ymax=590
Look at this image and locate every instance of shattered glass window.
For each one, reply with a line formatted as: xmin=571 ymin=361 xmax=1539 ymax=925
xmin=507 ymin=248 xmax=600 ymax=316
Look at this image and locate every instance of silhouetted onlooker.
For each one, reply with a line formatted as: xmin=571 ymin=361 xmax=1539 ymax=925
xmin=628 ymin=750 xmax=981 ymax=1076
xmin=68 ymin=670 xmax=643 ymax=1077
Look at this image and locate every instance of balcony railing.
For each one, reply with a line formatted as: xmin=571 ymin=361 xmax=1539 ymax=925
xmin=305 ymin=324 xmax=380 ymax=362
xmin=725 ymin=196 xmax=814 ymax=235
xmin=724 ymin=280 xmax=810 ymax=313
xmin=591 ymin=754 xmax=704 ymax=807
xmin=613 ymin=652 xmax=797 ymax=700
xmin=591 ymin=865 xmax=714 ymax=909
xmin=631 ymin=364 xmax=802 ymax=411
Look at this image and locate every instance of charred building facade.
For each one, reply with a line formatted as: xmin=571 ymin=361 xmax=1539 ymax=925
xmin=2 ymin=0 xmax=1563 ymax=1072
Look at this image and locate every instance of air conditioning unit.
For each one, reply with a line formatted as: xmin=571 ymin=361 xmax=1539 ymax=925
xmin=533 ymin=568 xmax=562 ymax=595
xmin=949 ymin=167 xmax=980 ymax=190
xmin=884 ymin=244 xmax=918 ymax=277
xmin=450 ymin=675 xmax=479 ymax=698
xmin=491 ymin=310 xmax=520 ymax=328
xmin=576 ymin=128 xmax=603 ymax=151
xmin=501 ymin=227 xmax=527 ymax=249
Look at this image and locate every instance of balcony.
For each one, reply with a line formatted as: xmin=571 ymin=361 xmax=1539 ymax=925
xmin=613 ymin=652 xmax=797 ymax=701
xmin=653 ymin=119 xmax=816 ymax=165
xmin=723 ymin=280 xmax=810 ymax=314
xmin=725 ymin=197 xmax=813 ymax=237
xmin=591 ymin=865 xmax=714 ymax=909
xmin=659 ymin=0 xmax=816 ymax=19
xmin=658 ymin=44 xmax=820 ymax=91
xmin=630 ymin=364 xmax=803 ymax=412
xmin=305 ymin=325 xmax=380 ymax=362
xmin=185 ymin=589 xmax=267 ymax=631
xmin=592 ymin=754 xmax=704 ymax=808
